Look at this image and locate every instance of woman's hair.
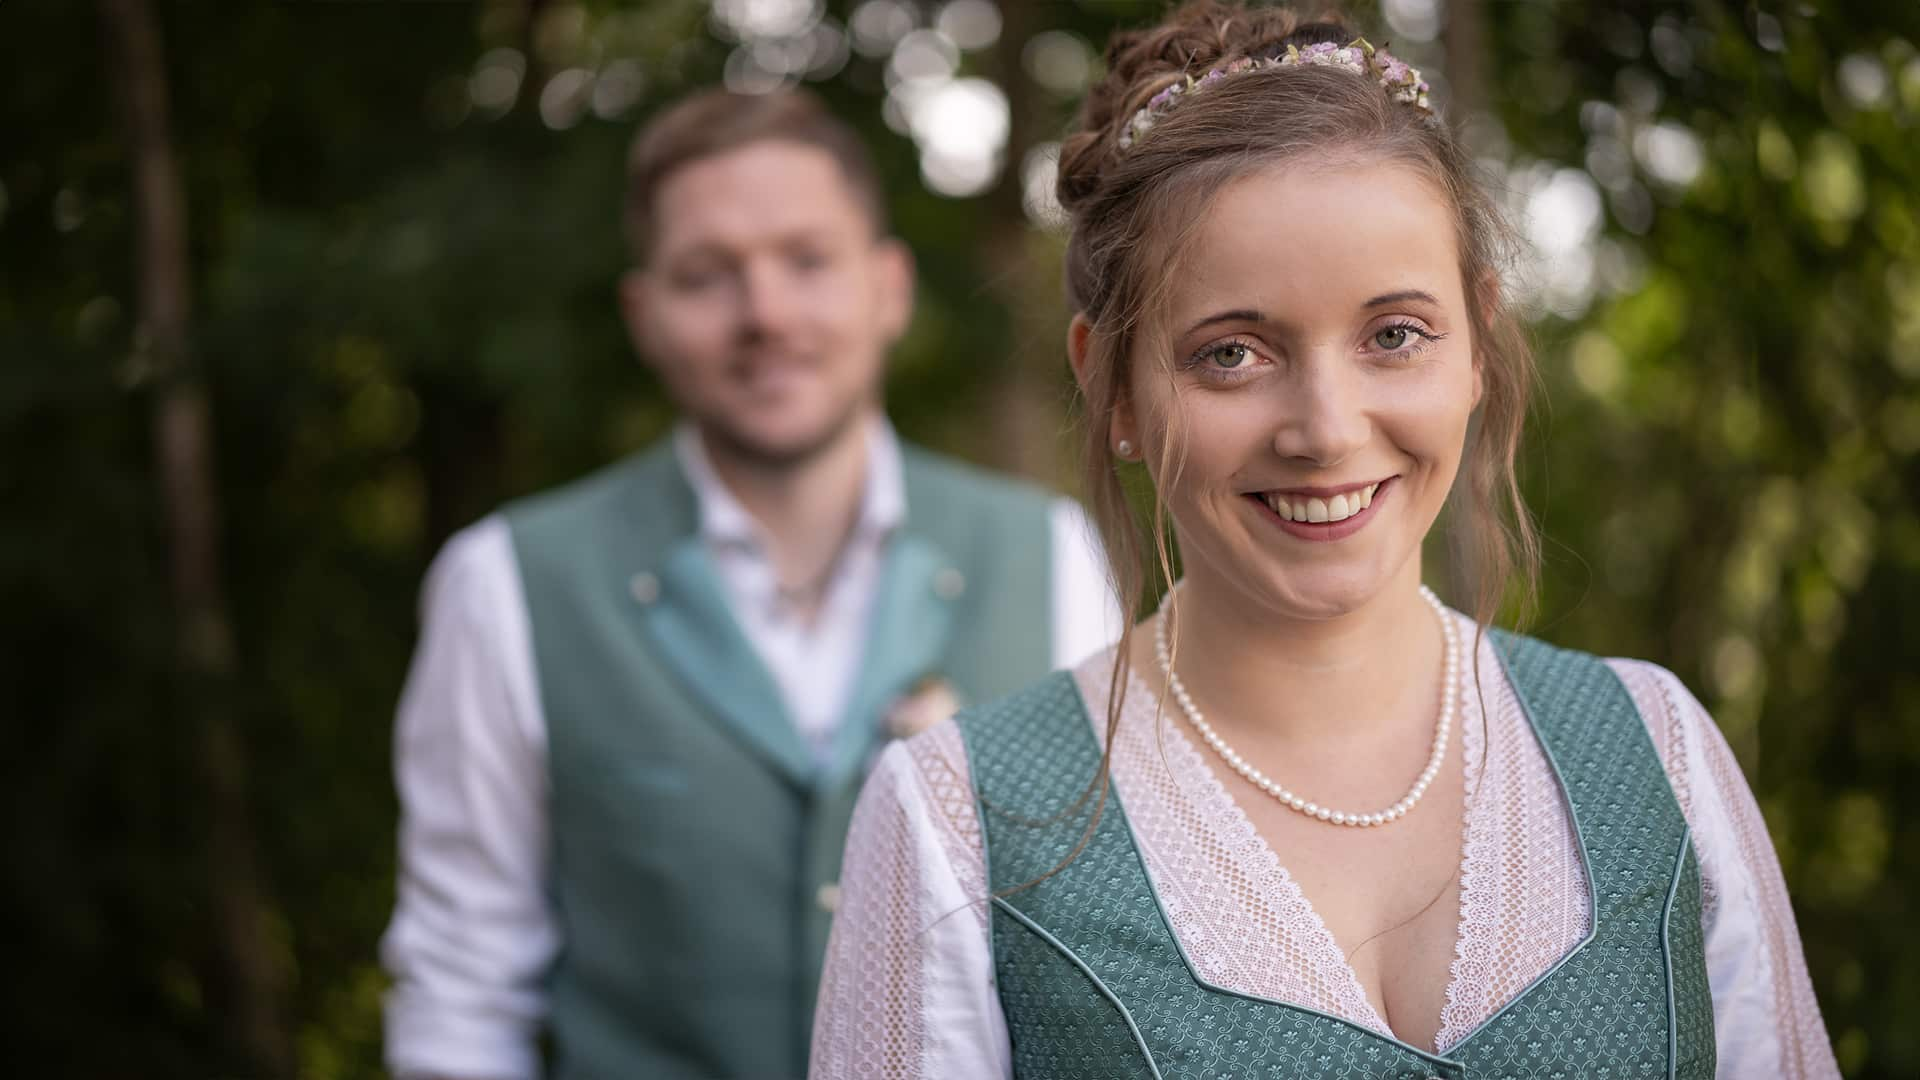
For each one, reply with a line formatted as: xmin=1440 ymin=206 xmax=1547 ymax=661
xmin=1039 ymin=0 xmax=1541 ymax=875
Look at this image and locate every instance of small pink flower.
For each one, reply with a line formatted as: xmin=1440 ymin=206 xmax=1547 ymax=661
xmin=885 ymin=676 xmax=963 ymax=740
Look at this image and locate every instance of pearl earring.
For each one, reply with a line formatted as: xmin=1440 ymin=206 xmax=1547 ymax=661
xmin=1115 ymin=439 xmax=1134 ymax=459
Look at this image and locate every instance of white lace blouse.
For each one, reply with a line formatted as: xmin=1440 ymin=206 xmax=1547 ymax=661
xmin=809 ymin=609 xmax=1840 ymax=1078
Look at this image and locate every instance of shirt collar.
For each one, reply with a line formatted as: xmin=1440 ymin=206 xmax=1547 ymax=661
xmin=671 ymin=416 xmax=906 ymax=552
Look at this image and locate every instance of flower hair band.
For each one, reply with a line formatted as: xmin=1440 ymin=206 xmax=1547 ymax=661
xmin=1118 ymin=38 xmax=1433 ymax=151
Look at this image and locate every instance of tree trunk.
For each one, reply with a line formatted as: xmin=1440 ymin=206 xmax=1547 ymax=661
xmin=99 ymin=0 xmax=293 ymax=1074
xmin=1441 ymin=0 xmax=1487 ymax=124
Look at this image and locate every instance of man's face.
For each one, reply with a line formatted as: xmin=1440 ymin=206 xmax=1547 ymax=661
xmin=623 ymin=140 xmax=912 ymax=466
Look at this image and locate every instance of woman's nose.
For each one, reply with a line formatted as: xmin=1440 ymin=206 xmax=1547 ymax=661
xmin=1269 ymin=359 xmax=1369 ymax=467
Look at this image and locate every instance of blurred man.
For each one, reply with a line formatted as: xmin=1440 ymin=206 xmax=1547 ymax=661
xmin=379 ymin=88 xmax=1116 ymax=1079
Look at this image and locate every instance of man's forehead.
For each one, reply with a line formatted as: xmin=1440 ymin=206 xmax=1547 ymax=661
xmin=651 ymin=140 xmax=872 ymax=253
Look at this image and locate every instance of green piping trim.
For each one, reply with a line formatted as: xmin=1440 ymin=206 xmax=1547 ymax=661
xmin=990 ymin=897 xmax=1165 ymax=1080
xmin=1660 ymin=826 xmax=1693 ymax=1080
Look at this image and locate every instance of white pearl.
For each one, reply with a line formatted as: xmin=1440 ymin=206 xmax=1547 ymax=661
xmin=1157 ymin=583 xmax=1455 ymax=831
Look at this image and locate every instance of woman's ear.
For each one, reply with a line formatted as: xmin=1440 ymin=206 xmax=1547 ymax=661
xmin=1066 ymin=312 xmax=1097 ymax=393
xmin=1068 ymin=313 xmax=1140 ymax=459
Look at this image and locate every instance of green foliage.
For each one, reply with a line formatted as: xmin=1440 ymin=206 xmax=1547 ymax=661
xmin=3 ymin=0 xmax=1915 ymax=1076
xmin=1490 ymin=5 xmax=1920 ymax=1074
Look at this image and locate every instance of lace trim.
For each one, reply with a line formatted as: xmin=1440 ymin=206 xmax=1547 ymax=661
xmin=1434 ymin=619 xmax=1591 ymax=1050
xmin=908 ymin=724 xmax=990 ymax=930
xmin=812 ymin=747 xmax=926 ymax=1076
xmin=1078 ymin=663 xmax=1395 ymax=1034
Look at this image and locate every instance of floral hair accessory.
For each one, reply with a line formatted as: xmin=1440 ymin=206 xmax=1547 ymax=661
xmin=1118 ymin=37 xmax=1432 ymax=152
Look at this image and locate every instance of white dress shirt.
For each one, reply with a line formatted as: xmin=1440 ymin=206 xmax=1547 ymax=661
xmin=380 ymin=420 xmax=1121 ymax=1079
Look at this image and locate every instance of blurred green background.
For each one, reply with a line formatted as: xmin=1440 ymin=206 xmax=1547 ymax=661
xmin=4 ymin=0 xmax=1915 ymax=1076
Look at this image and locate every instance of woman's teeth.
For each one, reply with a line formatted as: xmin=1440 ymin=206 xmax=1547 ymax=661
xmin=1262 ymin=482 xmax=1380 ymax=523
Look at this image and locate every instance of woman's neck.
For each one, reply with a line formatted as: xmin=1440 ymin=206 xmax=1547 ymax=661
xmin=1143 ymin=560 xmax=1442 ymax=752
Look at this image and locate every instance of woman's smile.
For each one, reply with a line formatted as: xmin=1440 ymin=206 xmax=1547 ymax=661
xmin=1245 ymin=475 xmax=1398 ymax=542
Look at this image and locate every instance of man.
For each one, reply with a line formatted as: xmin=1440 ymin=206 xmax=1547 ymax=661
xmin=380 ymin=87 xmax=1116 ymax=1079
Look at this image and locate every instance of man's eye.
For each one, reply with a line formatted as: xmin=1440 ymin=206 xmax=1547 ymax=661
xmin=672 ymin=268 xmax=723 ymax=291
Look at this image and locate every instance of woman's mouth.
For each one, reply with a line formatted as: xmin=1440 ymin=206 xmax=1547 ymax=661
xmin=1245 ymin=477 xmax=1395 ymax=541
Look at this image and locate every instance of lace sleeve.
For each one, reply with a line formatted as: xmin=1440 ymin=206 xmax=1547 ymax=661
xmin=1609 ymin=660 xmax=1841 ymax=1079
xmin=810 ymin=725 xmax=1011 ymax=1079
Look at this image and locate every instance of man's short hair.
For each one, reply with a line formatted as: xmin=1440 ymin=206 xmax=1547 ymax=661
xmin=624 ymin=87 xmax=889 ymax=259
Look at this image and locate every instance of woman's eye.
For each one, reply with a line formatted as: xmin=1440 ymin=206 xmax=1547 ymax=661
xmin=1206 ymin=342 xmax=1253 ymax=369
xmin=1374 ymin=326 xmax=1416 ymax=350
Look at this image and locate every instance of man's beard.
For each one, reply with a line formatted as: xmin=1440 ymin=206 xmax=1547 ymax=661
xmin=696 ymin=394 xmax=870 ymax=472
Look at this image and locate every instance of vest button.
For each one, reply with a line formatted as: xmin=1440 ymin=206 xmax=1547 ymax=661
xmin=933 ymin=567 xmax=965 ymax=600
xmin=629 ymin=572 xmax=659 ymax=605
xmin=815 ymin=882 xmax=841 ymax=914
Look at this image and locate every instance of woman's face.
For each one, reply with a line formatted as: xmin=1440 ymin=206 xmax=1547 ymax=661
xmin=1116 ymin=160 xmax=1481 ymax=621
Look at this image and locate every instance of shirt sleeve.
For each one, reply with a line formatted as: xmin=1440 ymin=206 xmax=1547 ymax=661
xmin=381 ymin=516 xmax=556 ymax=1080
xmin=810 ymin=726 xmax=1012 ymax=1079
xmin=1609 ymin=660 xmax=1841 ymax=1080
xmin=1047 ymin=497 xmax=1125 ymax=671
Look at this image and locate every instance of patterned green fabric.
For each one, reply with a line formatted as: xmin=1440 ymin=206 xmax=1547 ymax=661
xmin=959 ymin=630 xmax=1715 ymax=1079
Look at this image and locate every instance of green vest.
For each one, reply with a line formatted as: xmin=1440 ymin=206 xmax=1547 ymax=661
xmin=958 ymin=631 xmax=1715 ymax=1080
xmin=506 ymin=440 xmax=1054 ymax=1079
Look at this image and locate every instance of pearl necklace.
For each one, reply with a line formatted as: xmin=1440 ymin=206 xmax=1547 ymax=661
xmin=1153 ymin=585 xmax=1458 ymax=828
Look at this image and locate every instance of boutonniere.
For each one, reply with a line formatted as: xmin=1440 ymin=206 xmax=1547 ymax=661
xmin=884 ymin=675 xmax=964 ymax=740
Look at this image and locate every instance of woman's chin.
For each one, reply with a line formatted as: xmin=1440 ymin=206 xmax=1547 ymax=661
xmin=1253 ymin=568 xmax=1407 ymax=622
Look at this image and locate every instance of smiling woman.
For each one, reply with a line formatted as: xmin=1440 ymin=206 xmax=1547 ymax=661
xmin=1107 ymin=163 xmax=1481 ymax=622
xmin=809 ymin=3 xmax=1842 ymax=1079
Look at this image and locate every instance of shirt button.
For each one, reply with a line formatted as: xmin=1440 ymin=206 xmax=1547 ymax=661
xmin=629 ymin=572 xmax=659 ymax=605
xmin=815 ymin=882 xmax=841 ymax=914
xmin=932 ymin=567 xmax=965 ymax=600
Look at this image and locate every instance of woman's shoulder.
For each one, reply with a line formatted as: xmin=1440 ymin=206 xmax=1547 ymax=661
xmin=1473 ymin=624 xmax=1706 ymax=740
xmin=1467 ymin=620 xmax=1725 ymax=800
xmin=1598 ymin=654 xmax=1735 ymax=825
xmin=901 ymin=661 xmax=1107 ymax=806
xmin=952 ymin=661 xmax=1090 ymax=718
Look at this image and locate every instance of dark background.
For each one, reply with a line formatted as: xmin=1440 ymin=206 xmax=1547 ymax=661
xmin=4 ymin=0 xmax=1915 ymax=1076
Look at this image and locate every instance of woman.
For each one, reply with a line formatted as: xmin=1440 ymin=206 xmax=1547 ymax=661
xmin=810 ymin=3 xmax=1838 ymax=1076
